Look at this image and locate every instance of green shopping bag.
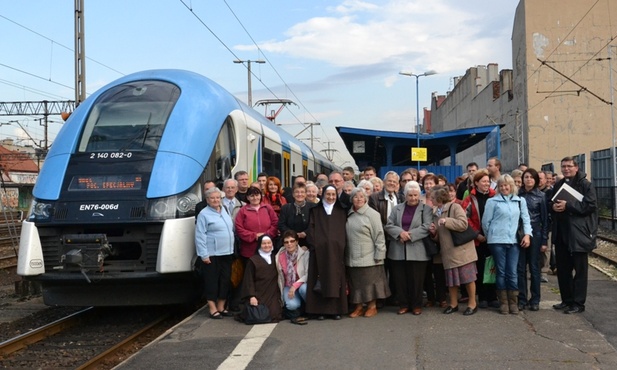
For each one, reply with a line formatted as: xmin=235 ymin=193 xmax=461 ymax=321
xmin=483 ymin=256 xmax=496 ymax=284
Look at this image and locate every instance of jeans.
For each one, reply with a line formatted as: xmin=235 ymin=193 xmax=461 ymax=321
xmin=283 ymin=284 xmax=307 ymax=311
xmin=517 ymin=232 xmax=541 ymax=305
xmin=488 ymin=243 xmax=520 ymax=291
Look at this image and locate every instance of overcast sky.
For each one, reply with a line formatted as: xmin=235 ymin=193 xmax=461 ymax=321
xmin=0 ymin=0 xmax=520 ymax=167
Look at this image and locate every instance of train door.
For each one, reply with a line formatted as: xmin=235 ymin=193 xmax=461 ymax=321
xmin=282 ymin=150 xmax=291 ymax=187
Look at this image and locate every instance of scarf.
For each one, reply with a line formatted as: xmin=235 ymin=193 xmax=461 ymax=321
xmin=285 ymin=249 xmax=298 ymax=287
xmin=294 ymin=201 xmax=306 ymax=216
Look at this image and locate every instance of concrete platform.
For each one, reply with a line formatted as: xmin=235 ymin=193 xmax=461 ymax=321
xmin=117 ymin=267 xmax=617 ymax=370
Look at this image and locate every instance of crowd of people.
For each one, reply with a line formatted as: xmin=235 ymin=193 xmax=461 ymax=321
xmin=194 ymin=156 xmax=598 ymax=325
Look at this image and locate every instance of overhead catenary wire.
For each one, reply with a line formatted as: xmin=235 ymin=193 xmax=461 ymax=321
xmin=179 ymin=0 xmax=343 ymax=162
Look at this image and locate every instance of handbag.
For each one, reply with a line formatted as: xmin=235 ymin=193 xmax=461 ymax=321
xmin=516 ymin=201 xmax=528 ymax=244
xmin=483 ymin=256 xmax=496 ymax=284
xmin=447 ymin=206 xmax=478 ymax=246
xmin=230 ymin=258 xmax=244 ymax=289
xmin=244 ymin=303 xmax=271 ymax=325
xmin=421 ymin=238 xmax=440 ymax=257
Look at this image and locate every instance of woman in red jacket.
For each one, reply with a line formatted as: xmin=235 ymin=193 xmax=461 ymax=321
xmin=461 ymin=169 xmax=497 ymax=309
xmin=235 ymin=186 xmax=279 ymax=259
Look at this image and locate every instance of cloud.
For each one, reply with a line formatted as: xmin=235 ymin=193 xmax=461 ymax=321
xmin=237 ymin=0 xmax=514 ymax=74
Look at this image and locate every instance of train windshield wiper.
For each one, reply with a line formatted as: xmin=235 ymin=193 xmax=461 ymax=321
xmin=119 ymin=113 xmax=152 ymax=151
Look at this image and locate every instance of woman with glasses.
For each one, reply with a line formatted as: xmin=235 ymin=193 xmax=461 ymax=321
xmin=278 ymin=184 xmax=316 ymax=248
xmin=276 ymin=230 xmax=310 ymax=325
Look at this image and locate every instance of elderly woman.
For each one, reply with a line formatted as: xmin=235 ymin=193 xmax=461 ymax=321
xmin=357 ymin=179 xmax=374 ymax=196
xmin=369 ymin=177 xmax=383 ymax=193
xmin=345 ymin=188 xmax=390 ymax=318
xmin=305 ymin=185 xmax=348 ymax=320
xmin=276 ymin=230 xmax=310 ymax=325
xmin=278 ymin=184 xmax=316 ymax=248
xmin=195 ymin=187 xmax=235 ymax=319
xmin=429 ymin=186 xmax=479 ymax=316
xmin=240 ymin=235 xmax=282 ymax=323
xmin=343 ymin=181 xmax=355 ymax=195
xmin=482 ymin=174 xmax=532 ymax=314
xmin=385 ymin=181 xmax=433 ymax=315
xmin=517 ymin=168 xmax=548 ymax=311
xmin=235 ymin=186 xmax=279 ymax=259
xmin=305 ymin=182 xmax=320 ymax=203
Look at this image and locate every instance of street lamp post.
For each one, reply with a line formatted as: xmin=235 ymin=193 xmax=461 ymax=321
xmin=234 ymin=59 xmax=266 ymax=106
xmin=399 ymin=70 xmax=437 ymax=169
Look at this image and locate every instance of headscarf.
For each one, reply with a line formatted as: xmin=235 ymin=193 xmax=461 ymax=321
xmin=285 ymin=246 xmax=298 ymax=287
xmin=256 ymin=234 xmax=273 ymax=264
xmin=322 ymin=185 xmax=337 ymax=215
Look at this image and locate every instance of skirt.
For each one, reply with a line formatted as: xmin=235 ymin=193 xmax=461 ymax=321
xmin=445 ymin=262 xmax=478 ymax=287
xmin=347 ymin=265 xmax=391 ymax=303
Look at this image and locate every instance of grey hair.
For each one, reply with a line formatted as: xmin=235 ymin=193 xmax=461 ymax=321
xmin=350 ymin=187 xmax=367 ymax=201
xmin=223 ymin=178 xmax=238 ymax=187
xmin=357 ymin=179 xmax=373 ymax=191
xmin=404 ymin=181 xmax=421 ymax=196
xmin=369 ymin=177 xmax=383 ymax=187
xmin=205 ymin=186 xmax=223 ymax=199
xmin=384 ymin=171 xmax=400 ymax=181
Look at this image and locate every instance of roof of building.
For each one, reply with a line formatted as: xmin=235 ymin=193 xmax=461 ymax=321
xmin=0 ymin=145 xmax=39 ymax=173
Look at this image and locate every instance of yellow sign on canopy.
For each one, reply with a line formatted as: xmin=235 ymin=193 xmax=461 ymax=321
xmin=411 ymin=147 xmax=427 ymax=161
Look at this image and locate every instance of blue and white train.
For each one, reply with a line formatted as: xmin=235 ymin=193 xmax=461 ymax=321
xmin=18 ymin=69 xmax=338 ymax=306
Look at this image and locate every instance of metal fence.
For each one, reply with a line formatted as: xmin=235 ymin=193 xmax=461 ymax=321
xmin=596 ymin=186 xmax=617 ymax=230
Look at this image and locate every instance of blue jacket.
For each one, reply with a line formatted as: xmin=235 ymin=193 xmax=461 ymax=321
xmin=482 ymin=194 xmax=532 ymax=244
xmin=195 ymin=206 xmax=234 ymax=259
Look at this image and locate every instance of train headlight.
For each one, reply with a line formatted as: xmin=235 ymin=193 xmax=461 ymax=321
xmin=147 ymin=183 xmax=200 ymax=219
xmin=148 ymin=198 xmax=175 ymax=219
xmin=177 ymin=193 xmax=198 ymax=216
xmin=28 ymin=199 xmax=53 ymax=221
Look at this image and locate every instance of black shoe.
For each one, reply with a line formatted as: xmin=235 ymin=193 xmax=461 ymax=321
xmin=463 ymin=306 xmax=478 ymax=316
xmin=291 ymin=317 xmax=308 ymax=325
xmin=209 ymin=311 xmax=223 ymax=319
xmin=443 ymin=305 xmax=458 ymax=314
xmin=529 ymin=304 xmax=540 ymax=311
xmin=332 ymin=315 xmax=342 ymax=320
xmin=518 ymin=303 xmax=526 ymax=311
xmin=553 ymin=302 xmax=569 ymax=310
xmin=220 ymin=310 xmax=234 ymax=317
xmin=564 ymin=306 xmax=585 ymax=314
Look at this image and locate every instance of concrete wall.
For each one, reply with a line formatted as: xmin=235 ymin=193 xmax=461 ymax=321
xmin=430 ymin=0 xmax=617 ymax=175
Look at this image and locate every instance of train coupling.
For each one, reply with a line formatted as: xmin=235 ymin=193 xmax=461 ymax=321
xmin=60 ymin=234 xmax=112 ymax=283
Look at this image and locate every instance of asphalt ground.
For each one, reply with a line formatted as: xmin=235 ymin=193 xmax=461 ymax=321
xmin=117 ymin=266 xmax=617 ymax=370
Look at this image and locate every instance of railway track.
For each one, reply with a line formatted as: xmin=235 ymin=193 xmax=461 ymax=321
xmin=594 ymin=234 xmax=617 ymax=269
xmin=0 ymin=306 xmax=188 ymax=369
xmin=0 ymin=254 xmax=17 ymax=270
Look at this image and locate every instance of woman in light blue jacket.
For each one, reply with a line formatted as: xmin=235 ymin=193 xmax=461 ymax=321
xmin=482 ymin=174 xmax=532 ymax=315
xmin=195 ymin=187 xmax=235 ymax=319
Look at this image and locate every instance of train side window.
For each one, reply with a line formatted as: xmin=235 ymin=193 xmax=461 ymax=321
xmin=263 ymin=148 xmax=282 ymax=180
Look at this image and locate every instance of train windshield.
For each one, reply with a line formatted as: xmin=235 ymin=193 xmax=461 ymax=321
xmin=78 ymin=80 xmax=180 ymax=152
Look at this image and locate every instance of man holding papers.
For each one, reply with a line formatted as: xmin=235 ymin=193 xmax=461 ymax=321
xmin=549 ymin=157 xmax=598 ymax=314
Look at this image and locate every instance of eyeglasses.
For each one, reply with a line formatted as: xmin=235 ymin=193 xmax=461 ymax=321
xmin=561 ymin=165 xmax=576 ymax=168
xmin=400 ymin=179 xmax=411 ymax=183
xmin=283 ymin=240 xmax=296 ymax=244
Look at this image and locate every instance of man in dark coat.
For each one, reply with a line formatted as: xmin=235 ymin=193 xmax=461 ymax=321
xmin=549 ymin=156 xmax=598 ymax=314
xmin=305 ymin=185 xmax=348 ymax=319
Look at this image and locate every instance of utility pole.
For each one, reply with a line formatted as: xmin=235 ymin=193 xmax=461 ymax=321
xmin=320 ymin=141 xmax=338 ymax=161
xmin=234 ymin=59 xmax=265 ymax=106
xmin=75 ymin=0 xmax=86 ymax=106
xmin=293 ymin=122 xmax=320 ymax=149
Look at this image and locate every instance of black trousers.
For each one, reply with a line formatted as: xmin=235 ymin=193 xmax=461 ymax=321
xmin=201 ymin=254 xmax=233 ymax=302
xmin=390 ymin=259 xmax=428 ymax=309
xmin=555 ymin=242 xmax=589 ymax=309
xmin=424 ymin=262 xmax=446 ymax=303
